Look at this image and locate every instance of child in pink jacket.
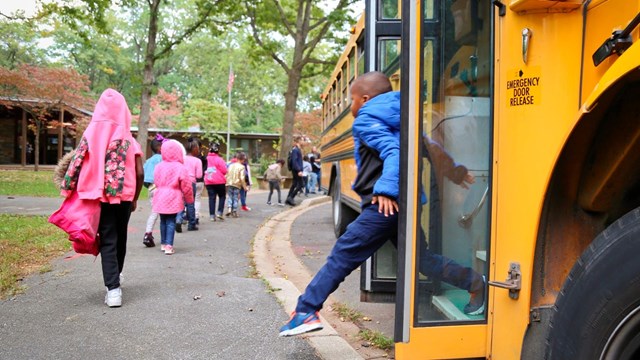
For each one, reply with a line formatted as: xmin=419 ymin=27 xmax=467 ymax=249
xmin=152 ymin=139 xmax=194 ymax=255
xmin=204 ymin=143 xmax=228 ymax=221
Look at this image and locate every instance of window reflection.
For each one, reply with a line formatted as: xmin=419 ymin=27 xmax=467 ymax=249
xmin=416 ymin=0 xmax=492 ymax=325
xmin=380 ymin=0 xmax=400 ymax=19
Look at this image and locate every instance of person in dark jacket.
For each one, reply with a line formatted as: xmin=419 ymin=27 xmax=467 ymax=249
xmin=279 ymin=71 xmax=484 ymax=337
xmin=285 ymin=136 xmax=305 ymax=206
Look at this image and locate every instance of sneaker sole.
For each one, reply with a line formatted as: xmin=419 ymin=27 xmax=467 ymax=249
xmin=279 ymin=322 xmax=323 ymax=337
xmin=465 ymin=304 xmax=485 ymax=316
xmin=106 ymin=300 xmax=122 ymax=307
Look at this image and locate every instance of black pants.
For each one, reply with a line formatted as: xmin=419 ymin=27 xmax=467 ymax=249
xmin=99 ymin=202 xmax=132 ymax=290
xmin=206 ymin=184 xmax=227 ymax=215
xmin=287 ymin=172 xmax=304 ymax=201
xmin=268 ymin=180 xmax=281 ymax=203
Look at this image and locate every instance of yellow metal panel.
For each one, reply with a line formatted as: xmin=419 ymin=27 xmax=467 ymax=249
xmin=581 ymin=0 xmax=640 ymax=103
xmin=509 ymin=0 xmax=582 ymax=12
xmin=491 ymin=6 xmax=584 ymax=359
xmin=396 ymin=325 xmax=487 ymax=359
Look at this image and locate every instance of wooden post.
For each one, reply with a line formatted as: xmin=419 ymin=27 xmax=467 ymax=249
xmin=21 ymin=109 xmax=26 ymax=166
xmin=58 ymin=107 xmax=64 ymax=159
xmin=34 ymin=120 xmax=40 ymax=172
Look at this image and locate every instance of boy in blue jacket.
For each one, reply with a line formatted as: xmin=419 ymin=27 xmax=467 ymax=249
xmin=279 ymin=71 xmax=485 ymax=337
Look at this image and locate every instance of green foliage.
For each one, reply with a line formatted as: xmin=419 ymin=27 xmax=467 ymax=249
xmin=0 ymin=214 xmax=70 ymax=299
xmin=0 ymin=19 xmax=48 ymax=68
xmin=358 ymin=329 xmax=394 ymax=351
xmin=331 ymin=301 xmax=364 ymax=322
xmin=181 ymin=98 xmax=232 ymax=130
xmin=256 ymin=153 xmax=276 ymax=177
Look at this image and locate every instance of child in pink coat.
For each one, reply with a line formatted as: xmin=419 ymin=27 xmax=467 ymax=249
xmin=152 ymin=139 xmax=194 ymax=255
xmin=52 ymin=88 xmax=144 ymax=308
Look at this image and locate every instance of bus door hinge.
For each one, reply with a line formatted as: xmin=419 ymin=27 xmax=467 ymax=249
xmin=488 ymin=262 xmax=521 ymax=300
xmin=493 ymin=1 xmax=506 ymax=17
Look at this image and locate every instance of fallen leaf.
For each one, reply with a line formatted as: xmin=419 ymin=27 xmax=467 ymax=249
xmin=193 ymin=295 xmax=202 ymax=300
xmin=216 ymin=291 xmax=226 ymax=297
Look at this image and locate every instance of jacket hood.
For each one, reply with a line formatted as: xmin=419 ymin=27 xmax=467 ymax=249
xmin=162 ymin=140 xmax=185 ymax=163
xmin=357 ymin=91 xmax=400 ymax=126
xmin=91 ymin=88 xmax=132 ymax=130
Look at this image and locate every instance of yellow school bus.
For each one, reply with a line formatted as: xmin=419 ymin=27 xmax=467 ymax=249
xmin=325 ymin=0 xmax=640 ymax=358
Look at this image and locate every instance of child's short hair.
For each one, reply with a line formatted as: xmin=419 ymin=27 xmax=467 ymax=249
xmin=293 ymin=135 xmax=303 ymax=143
xmin=276 ymin=159 xmax=285 ymax=165
xmin=236 ymin=152 xmax=246 ymax=161
xmin=186 ymin=137 xmax=200 ymax=153
xmin=303 ymin=155 xmax=309 ymax=162
xmin=353 ymin=71 xmax=392 ymax=99
xmin=150 ymin=138 xmax=162 ymax=154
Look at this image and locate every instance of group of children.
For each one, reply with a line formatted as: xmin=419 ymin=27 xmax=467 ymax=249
xmin=143 ymin=138 xmax=260 ymax=255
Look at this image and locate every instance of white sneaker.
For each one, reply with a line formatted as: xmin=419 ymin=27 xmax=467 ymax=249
xmin=105 ymin=287 xmax=122 ymax=307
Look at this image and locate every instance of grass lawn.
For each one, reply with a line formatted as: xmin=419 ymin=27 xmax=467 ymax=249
xmin=0 ymin=169 xmax=148 ymax=199
xmin=0 ymin=214 xmax=70 ymax=299
xmin=0 ymin=170 xmax=60 ymax=197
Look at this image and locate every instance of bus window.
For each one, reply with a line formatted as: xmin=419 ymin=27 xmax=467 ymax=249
xmin=335 ymin=75 xmax=343 ymax=113
xmin=379 ymin=37 xmax=401 ymax=74
xmin=415 ymin=0 xmax=491 ymax=325
xmin=357 ymin=37 xmax=365 ymax=76
xmin=322 ymin=97 xmax=329 ymax=128
xmin=341 ymin=62 xmax=349 ymax=109
xmin=424 ymin=0 xmax=434 ymax=19
xmin=331 ymin=81 xmax=340 ymax=115
xmin=349 ymin=48 xmax=356 ymax=84
xmin=379 ymin=0 xmax=400 ymax=20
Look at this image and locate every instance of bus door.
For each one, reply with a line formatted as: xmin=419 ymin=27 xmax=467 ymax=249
xmin=359 ymin=0 xmax=404 ymax=302
xmin=395 ymin=0 xmax=493 ymax=357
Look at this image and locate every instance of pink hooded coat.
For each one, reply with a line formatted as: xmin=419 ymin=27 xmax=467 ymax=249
xmin=60 ymin=88 xmax=142 ymax=202
xmin=204 ymin=152 xmax=227 ymax=185
xmin=49 ymin=88 xmax=141 ymax=255
xmin=153 ymin=140 xmax=194 ymax=214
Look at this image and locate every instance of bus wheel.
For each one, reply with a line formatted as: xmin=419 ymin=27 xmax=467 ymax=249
xmin=546 ymin=206 xmax=640 ymax=360
xmin=331 ymin=176 xmax=357 ymax=238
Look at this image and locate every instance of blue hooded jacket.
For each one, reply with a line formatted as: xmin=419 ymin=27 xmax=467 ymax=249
xmin=352 ymin=91 xmax=400 ymax=205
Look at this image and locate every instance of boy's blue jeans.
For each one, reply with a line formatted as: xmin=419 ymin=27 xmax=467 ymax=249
xmin=159 ymin=214 xmax=177 ymax=246
xmin=227 ymin=186 xmax=240 ymax=211
xmin=295 ymin=203 xmax=483 ymax=313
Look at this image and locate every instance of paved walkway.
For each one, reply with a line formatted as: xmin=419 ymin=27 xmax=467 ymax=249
xmin=0 ymin=192 xmax=395 ymax=359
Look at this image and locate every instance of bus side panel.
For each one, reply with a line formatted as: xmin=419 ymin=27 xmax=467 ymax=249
xmin=524 ymin=54 xmax=640 ymax=359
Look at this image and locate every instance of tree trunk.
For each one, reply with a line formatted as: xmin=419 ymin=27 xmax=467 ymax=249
xmin=136 ymin=0 xmax=161 ymax=158
xmin=279 ymin=69 xmax=302 ymax=163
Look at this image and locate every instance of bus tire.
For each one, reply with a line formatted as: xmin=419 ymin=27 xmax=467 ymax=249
xmin=545 ymin=206 xmax=640 ymax=360
xmin=332 ymin=176 xmax=357 ymax=238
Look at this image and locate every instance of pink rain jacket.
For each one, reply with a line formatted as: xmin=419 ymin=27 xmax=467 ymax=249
xmin=153 ymin=140 xmax=194 ymax=214
xmin=204 ymin=152 xmax=227 ymax=185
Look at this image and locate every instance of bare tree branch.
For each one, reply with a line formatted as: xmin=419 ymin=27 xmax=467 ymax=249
xmin=246 ymin=3 xmax=290 ymax=73
xmin=154 ymin=5 xmax=217 ymax=60
xmin=273 ymin=0 xmax=295 ymax=38
xmin=301 ymin=0 xmax=349 ymax=62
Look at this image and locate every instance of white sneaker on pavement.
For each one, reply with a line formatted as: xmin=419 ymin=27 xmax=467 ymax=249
xmin=105 ymin=287 xmax=122 ymax=307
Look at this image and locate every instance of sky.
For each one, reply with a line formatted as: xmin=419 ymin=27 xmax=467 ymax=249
xmin=0 ymin=0 xmax=38 ymax=17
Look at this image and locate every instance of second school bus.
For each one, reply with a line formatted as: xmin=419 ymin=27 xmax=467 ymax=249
xmin=321 ymin=0 xmax=640 ymax=358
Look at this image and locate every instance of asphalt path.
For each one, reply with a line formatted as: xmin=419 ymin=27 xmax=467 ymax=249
xmin=0 ymin=193 xmax=322 ymax=360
